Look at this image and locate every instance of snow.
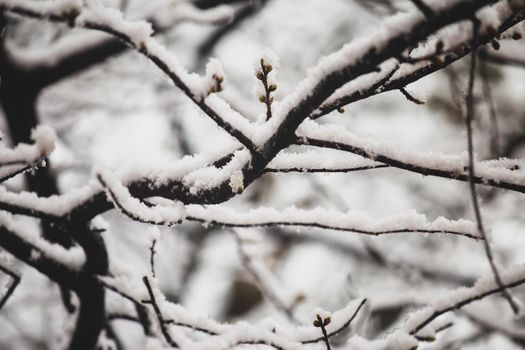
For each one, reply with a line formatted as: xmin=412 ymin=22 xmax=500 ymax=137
xmin=297 ymin=119 xmax=525 ymax=188
xmin=404 ymin=263 xmax=525 ymax=336
xmin=97 ymin=167 xmax=185 ymax=226
xmin=186 ymin=205 xmax=479 ymax=238
xmin=0 ymin=125 xmax=56 ymax=165
xmin=0 ymin=212 xmax=85 ymax=270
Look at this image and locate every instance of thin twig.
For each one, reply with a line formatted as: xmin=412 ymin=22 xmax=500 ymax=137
xmin=142 ymin=276 xmax=179 ymax=348
xmin=464 ymin=19 xmax=519 ymax=314
xmin=0 ymin=262 xmax=20 ymax=310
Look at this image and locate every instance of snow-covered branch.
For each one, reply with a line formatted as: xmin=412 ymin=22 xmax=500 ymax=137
xmin=186 ymin=205 xmax=481 ymax=240
xmin=297 ymin=120 xmax=525 ymax=194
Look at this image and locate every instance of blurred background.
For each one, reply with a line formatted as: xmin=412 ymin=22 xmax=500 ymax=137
xmin=1 ymin=0 xmax=525 ymax=349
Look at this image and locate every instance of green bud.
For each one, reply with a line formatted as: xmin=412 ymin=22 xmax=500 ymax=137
xmin=269 ymin=84 xmax=277 ymax=92
xmin=259 ymin=95 xmax=266 ymax=103
xmin=256 ymin=71 xmax=264 ymax=80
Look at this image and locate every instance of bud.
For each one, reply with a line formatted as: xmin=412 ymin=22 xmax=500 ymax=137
xmin=337 ymin=107 xmax=345 ymax=113
xmin=256 ymin=71 xmax=264 ymax=80
xmin=491 ymin=39 xmax=500 ymax=51
xmin=269 ymin=84 xmax=277 ymax=92
xmin=259 ymin=95 xmax=266 ymax=103
xmin=323 ymin=317 xmax=331 ymax=326
xmin=512 ymin=32 xmax=522 ymax=40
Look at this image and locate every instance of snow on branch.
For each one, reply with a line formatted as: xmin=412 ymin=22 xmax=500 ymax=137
xmin=309 ymin=1 xmax=525 ymax=120
xmin=96 ymin=168 xmax=185 ymax=226
xmin=0 ymin=212 xmax=86 ymax=270
xmin=297 ymin=120 xmax=525 ymax=194
xmin=405 ymin=263 xmax=525 ymax=338
xmin=0 ymin=126 xmax=56 ymax=183
xmin=265 ymin=149 xmax=387 ymax=174
xmin=0 ymin=0 xmax=259 ymax=156
xmin=186 ymin=205 xmax=480 ymax=240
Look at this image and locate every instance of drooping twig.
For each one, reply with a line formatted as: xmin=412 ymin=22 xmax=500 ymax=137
xmin=464 ymin=19 xmax=520 ymax=315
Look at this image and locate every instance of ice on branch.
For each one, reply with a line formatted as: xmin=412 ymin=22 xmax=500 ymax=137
xmin=186 ymin=205 xmax=480 ymax=239
xmin=97 ymin=168 xmax=185 ymax=226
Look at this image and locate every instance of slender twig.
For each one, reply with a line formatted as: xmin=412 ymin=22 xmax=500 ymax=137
xmin=399 ymin=87 xmax=425 ymax=105
xmin=186 ymin=216 xmax=481 ymax=240
xmin=0 ymin=262 xmax=20 ymax=310
xmin=142 ymin=276 xmax=178 ymax=348
xmin=464 ymin=19 xmax=520 ymax=315
xmin=264 ymin=164 xmax=389 ymax=173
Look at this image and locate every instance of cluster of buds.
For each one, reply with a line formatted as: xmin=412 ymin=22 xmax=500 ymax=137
xmin=255 ymin=49 xmax=279 ymax=121
xmin=313 ymin=313 xmax=331 ymax=328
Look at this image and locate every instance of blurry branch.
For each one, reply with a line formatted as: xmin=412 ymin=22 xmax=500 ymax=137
xmin=409 ymin=0 xmax=435 ymax=19
xmin=231 ymin=230 xmax=301 ymax=323
xmin=197 ymin=0 xmax=270 ymax=59
xmin=479 ymin=47 xmax=525 ymax=68
xmin=0 ymin=261 xmax=20 ymax=310
xmin=1 ymin=1 xmax=259 ymax=156
xmin=462 ymin=310 xmax=525 ymax=346
xmin=464 ymin=19 xmax=519 ymax=314
xmin=407 ymin=268 xmax=525 ymax=336
xmin=479 ymin=59 xmax=501 ymax=158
